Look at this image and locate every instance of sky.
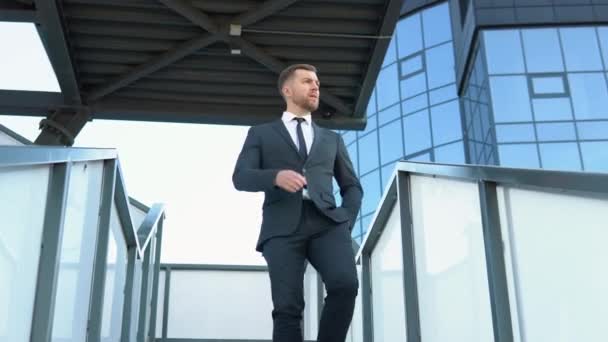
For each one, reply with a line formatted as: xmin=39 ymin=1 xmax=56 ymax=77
xmin=0 ymin=22 xmax=267 ymax=265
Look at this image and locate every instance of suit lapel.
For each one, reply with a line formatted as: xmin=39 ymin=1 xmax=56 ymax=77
xmin=272 ymin=119 xmax=303 ymax=160
xmin=306 ymin=122 xmax=323 ymax=164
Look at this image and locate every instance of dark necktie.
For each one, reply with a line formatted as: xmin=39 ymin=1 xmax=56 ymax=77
xmin=294 ymin=117 xmax=308 ymax=159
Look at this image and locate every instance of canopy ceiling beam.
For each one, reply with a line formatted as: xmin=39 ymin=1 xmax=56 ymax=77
xmin=85 ymin=33 xmax=220 ymax=102
xmin=33 ymin=0 xmax=82 ymax=104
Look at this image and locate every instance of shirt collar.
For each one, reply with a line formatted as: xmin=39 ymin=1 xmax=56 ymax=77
xmin=282 ymin=111 xmax=312 ymax=125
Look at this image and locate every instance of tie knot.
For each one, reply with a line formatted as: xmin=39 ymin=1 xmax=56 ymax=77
xmin=293 ymin=117 xmax=306 ymax=124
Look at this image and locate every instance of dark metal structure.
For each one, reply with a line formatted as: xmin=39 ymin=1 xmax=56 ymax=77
xmin=0 ymin=0 xmax=402 ymax=144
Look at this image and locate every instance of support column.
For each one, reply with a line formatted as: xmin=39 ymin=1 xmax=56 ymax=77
xmin=35 ymin=107 xmax=90 ymax=146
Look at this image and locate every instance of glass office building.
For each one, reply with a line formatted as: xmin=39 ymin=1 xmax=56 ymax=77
xmin=340 ymin=1 xmax=608 ymax=243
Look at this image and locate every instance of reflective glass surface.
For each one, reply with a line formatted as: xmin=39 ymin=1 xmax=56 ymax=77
xmin=539 ymin=143 xmax=581 ymax=171
xmin=560 ymin=28 xmax=603 ymax=72
xmin=403 ymin=110 xmax=432 ymax=155
xmin=378 ymin=119 xmax=403 ymax=164
xmin=347 ymin=3 xmax=464 ymax=235
xmin=484 ymin=30 xmax=525 ymax=74
xmin=476 ymin=26 xmax=608 ymax=172
xmin=521 ymin=29 xmax=564 ymax=73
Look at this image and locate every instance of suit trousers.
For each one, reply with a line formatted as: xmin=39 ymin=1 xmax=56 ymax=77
xmin=262 ymin=200 xmax=359 ymax=342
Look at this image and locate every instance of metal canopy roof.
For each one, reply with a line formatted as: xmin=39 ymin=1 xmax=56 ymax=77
xmin=1 ymin=0 xmax=402 ymax=129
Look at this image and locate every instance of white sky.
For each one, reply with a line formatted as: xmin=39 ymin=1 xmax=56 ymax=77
xmin=0 ymin=22 xmax=266 ymax=265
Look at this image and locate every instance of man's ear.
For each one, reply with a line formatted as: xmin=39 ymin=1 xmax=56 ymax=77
xmin=282 ymin=85 xmax=291 ymax=98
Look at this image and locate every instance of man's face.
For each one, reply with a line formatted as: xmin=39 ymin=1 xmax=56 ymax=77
xmin=285 ymin=69 xmax=320 ymax=112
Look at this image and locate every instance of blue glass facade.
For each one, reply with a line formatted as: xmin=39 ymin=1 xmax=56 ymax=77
xmin=338 ymin=2 xmax=608 ymax=243
xmin=336 ymin=2 xmax=464 ymax=243
xmin=466 ymin=27 xmax=608 ymax=172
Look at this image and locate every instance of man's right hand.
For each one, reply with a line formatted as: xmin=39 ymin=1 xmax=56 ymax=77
xmin=274 ymin=170 xmax=307 ymax=193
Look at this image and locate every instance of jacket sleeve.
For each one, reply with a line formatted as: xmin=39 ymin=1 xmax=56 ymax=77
xmin=232 ymin=126 xmax=281 ymax=192
xmin=334 ymin=133 xmax=363 ymax=231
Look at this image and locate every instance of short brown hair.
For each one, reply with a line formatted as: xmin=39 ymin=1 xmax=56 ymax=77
xmin=277 ymin=64 xmax=317 ymax=97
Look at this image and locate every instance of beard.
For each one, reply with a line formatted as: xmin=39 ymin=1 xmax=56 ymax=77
xmin=293 ymin=93 xmax=319 ymax=112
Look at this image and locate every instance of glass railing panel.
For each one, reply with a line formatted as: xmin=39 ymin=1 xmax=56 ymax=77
xmin=129 ymin=259 xmax=143 ymax=342
xmin=0 ymin=165 xmax=50 ymax=342
xmin=52 ymin=161 xmax=104 ymax=342
xmin=167 ymin=270 xmax=273 ymax=339
xmin=303 ymin=264 xmax=319 ymax=340
xmin=0 ymin=133 xmax=22 ymax=145
xmin=497 ymin=186 xmax=608 ymax=341
xmin=346 ymin=265 xmax=363 ymax=342
xmin=370 ymin=204 xmax=407 ymax=341
xmin=410 ymin=175 xmax=493 ymax=342
xmin=101 ymin=203 xmax=128 ymax=341
xmin=129 ymin=203 xmax=146 ymax=232
xmin=155 ymin=270 xmax=166 ymax=339
xmin=144 ymin=230 xmax=157 ymax=335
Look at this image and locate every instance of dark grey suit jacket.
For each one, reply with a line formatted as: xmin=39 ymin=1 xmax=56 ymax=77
xmin=232 ymin=118 xmax=363 ymax=252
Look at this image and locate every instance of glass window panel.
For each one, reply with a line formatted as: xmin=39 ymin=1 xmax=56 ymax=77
xmin=484 ymin=30 xmax=525 ymax=74
xmin=480 ymin=105 xmax=492 ymax=140
xmin=379 ymin=119 xmax=404 ymax=164
xmin=401 ymin=55 xmax=423 ymax=76
xmin=521 ymin=28 xmax=564 ymax=73
xmin=577 ymin=121 xmax=608 ymax=140
xmin=539 ymin=142 xmax=581 ymax=171
xmin=376 ymin=64 xmax=400 ymax=109
xmin=434 ymin=141 xmax=465 ymax=164
xmin=346 ymin=142 xmax=359 ymax=175
xmin=361 ymin=214 xmax=374 ymax=237
xmin=332 ymin=178 xmax=343 ymax=206
xmin=490 ymin=76 xmax=533 ymax=123
xmin=366 ymin=89 xmax=377 ymax=115
xmin=403 ymin=110 xmax=432 ymax=155
xmin=401 ymin=72 xmax=427 ymax=99
xmin=599 ymin=27 xmax=608 ymax=68
xmin=382 ymin=35 xmax=398 ymax=67
xmin=429 ymin=84 xmax=457 ymax=105
xmin=351 ymin=221 xmax=362 ymax=239
xmin=402 ymin=93 xmax=428 ymax=114
xmin=358 ymin=131 xmax=379 ymax=175
xmin=397 ymin=14 xmax=423 ymax=58
xmin=343 ymin=130 xmax=356 ymax=145
xmin=531 ymin=76 xmax=565 ymax=95
xmin=532 ymin=98 xmax=573 ymax=121
xmin=426 ymin=43 xmax=456 ymax=89
xmin=365 ymin=114 xmax=378 ymax=132
xmin=360 ymin=171 xmax=382 ymax=216
xmin=408 ymin=152 xmax=432 ymax=161
xmin=495 ymin=124 xmax=535 ymax=143
xmin=430 ymin=100 xmax=462 ymax=145
xmin=581 ymin=141 xmax=608 ymax=172
xmin=560 ymin=27 xmax=603 ymax=72
xmin=381 ymin=161 xmax=397 ymax=190
xmin=378 ymin=103 xmax=401 ymax=126
xmin=498 ymin=144 xmax=540 ymax=168
xmin=568 ymin=73 xmax=608 ymax=120
xmin=536 ymin=122 xmax=576 ymax=142
xmin=422 ymin=3 xmax=452 ymax=47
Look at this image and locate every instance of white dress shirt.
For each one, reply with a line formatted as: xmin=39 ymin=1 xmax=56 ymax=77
xmin=281 ymin=111 xmax=314 ymax=198
xmin=281 ymin=111 xmax=314 ymax=155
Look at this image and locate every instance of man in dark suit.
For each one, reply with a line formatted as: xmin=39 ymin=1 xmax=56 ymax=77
xmin=232 ymin=64 xmax=363 ymax=342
